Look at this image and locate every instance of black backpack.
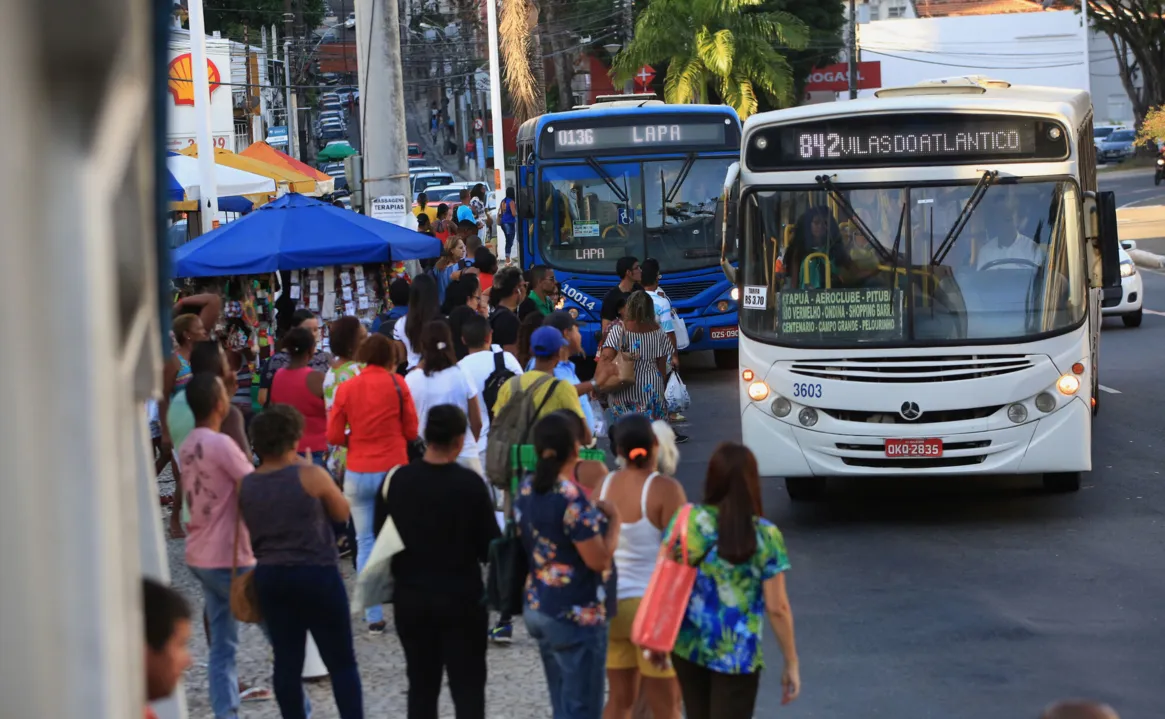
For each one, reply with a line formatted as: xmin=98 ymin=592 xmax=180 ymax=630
xmin=482 ymin=349 xmax=517 ymax=421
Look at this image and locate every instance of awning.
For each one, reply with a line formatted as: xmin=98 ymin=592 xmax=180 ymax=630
xmin=166 ymin=152 xmax=277 ymax=199
xmin=180 ymin=145 xmax=319 ymax=195
xmin=241 ymin=142 xmax=335 ymax=196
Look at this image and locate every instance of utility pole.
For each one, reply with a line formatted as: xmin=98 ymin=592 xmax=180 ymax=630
xmin=284 ymin=41 xmax=299 ymax=159
xmin=485 ymin=0 xmax=507 ymax=203
xmin=188 ymin=0 xmax=219 ymax=232
xmin=1081 ymin=0 xmax=1091 ymax=97
xmin=847 ymin=0 xmax=857 ymax=100
xmin=355 ymin=0 xmax=414 ymax=228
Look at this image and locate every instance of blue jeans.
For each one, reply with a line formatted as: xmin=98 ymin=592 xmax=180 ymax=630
xmin=188 ymin=566 xmax=246 ymax=719
xmin=523 ymin=609 xmax=607 ymax=719
xmin=501 ymin=222 xmax=516 ymax=257
xmin=253 ymin=565 xmax=363 ymax=719
xmin=344 ymin=469 xmax=387 ymax=624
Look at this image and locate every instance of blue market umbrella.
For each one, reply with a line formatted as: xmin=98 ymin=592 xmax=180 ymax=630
xmin=171 ymin=192 xmax=441 ymax=278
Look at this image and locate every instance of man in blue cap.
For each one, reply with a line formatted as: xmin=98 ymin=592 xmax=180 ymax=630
xmin=492 ymin=325 xmax=591 ymax=445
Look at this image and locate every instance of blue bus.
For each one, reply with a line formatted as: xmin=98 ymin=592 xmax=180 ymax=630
xmin=514 ymin=98 xmax=742 ymax=367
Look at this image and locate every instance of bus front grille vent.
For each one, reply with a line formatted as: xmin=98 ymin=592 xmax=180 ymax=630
xmin=789 ymin=355 xmax=1033 ymax=383
xmin=823 ymin=407 xmax=1003 ymax=424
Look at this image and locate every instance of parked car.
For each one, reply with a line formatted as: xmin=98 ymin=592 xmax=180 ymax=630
xmin=318 ymin=128 xmax=346 ymax=144
xmin=408 ymin=142 xmax=424 ymax=159
xmin=344 ymin=11 xmax=356 ymax=28
xmin=1097 ymin=129 xmax=1137 ymax=164
xmin=411 ymin=171 xmax=454 ymax=197
xmin=408 ymin=158 xmax=431 ymax=170
xmin=1102 ymin=241 xmax=1144 ymax=327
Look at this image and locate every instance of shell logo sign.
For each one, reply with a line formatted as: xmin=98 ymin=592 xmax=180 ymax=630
xmin=168 ymin=53 xmax=222 ymax=106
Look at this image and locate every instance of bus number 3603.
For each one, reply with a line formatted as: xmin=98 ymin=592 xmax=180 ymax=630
xmin=792 ymin=383 xmax=822 ymax=399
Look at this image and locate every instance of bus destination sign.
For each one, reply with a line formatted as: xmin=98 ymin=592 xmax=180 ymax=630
xmin=778 ymin=288 xmax=903 ymax=341
xmin=747 ymin=113 xmax=1069 ymax=170
xmin=544 ymin=119 xmax=733 ymax=157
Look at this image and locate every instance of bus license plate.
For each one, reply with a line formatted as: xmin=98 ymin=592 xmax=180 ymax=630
xmin=710 ymin=326 xmax=738 ymax=340
xmin=884 ymin=438 xmax=943 ymax=458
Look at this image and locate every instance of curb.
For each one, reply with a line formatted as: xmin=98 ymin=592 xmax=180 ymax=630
xmin=1128 ymin=248 xmax=1165 ymax=269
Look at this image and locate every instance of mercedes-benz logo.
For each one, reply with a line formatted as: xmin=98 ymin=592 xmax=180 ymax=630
xmin=899 ymin=401 xmax=922 ymax=421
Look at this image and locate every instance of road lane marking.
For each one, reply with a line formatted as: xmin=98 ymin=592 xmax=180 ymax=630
xmin=1098 ymin=384 xmax=1122 ymax=394
xmin=1144 ymin=309 xmax=1165 ymax=316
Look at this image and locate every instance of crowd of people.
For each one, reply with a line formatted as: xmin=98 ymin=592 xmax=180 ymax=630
xmin=145 ymin=246 xmax=1123 ymax=719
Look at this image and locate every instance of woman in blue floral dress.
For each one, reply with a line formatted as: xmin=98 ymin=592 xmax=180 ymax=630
xmin=600 ymin=291 xmax=670 ymax=422
xmin=515 ymin=412 xmax=622 ymax=719
xmin=661 ymin=442 xmax=801 ymax=719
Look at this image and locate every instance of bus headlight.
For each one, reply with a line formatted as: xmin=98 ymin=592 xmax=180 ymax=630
xmin=717 ymin=300 xmax=730 ymax=312
xmin=1057 ymin=374 xmax=1081 ymax=395
xmin=1007 ymin=403 xmax=1028 ymax=424
xmin=1035 ymin=392 xmax=1057 ymax=413
xmin=747 ymin=381 xmax=770 ymax=401
xmin=771 ymin=396 xmax=792 ymax=417
xmin=730 ymin=287 xmax=740 ymax=301
xmin=798 ymin=407 xmax=818 ymax=427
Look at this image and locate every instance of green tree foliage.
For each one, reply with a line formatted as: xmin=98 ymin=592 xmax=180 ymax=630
xmin=610 ymin=0 xmax=809 ymax=119
xmin=202 ymin=0 xmax=325 ymax=43
xmin=1080 ymin=0 xmax=1165 ymax=128
xmin=759 ymin=0 xmax=845 ymax=109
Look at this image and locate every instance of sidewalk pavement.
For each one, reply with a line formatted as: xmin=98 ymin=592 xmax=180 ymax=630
xmin=408 ymin=104 xmax=466 ymax=181
xmin=162 ymin=498 xmax=552 ymax=719
xmin=1117 ymin=205 xmax=1165 ymax=267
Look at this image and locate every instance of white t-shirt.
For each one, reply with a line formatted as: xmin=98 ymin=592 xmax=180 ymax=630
xmin=393 ymin=318 xmax=421 ymax=370
xmin=976 ymin=232 xmax=1043 ymax=269
xmin=458 ymin=347 xmax=524 ymax=450
xmin=405 ymin=365 xmax=480 ymax=459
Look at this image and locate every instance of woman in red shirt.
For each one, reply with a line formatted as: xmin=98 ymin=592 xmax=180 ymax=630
xmin=269 ymin=327 xmax=328 ymax=463
xmin=327 ymin=334 xmax=420 ymax=633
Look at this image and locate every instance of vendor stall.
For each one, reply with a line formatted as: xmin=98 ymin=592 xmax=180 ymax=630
xmin=241 ymin=141 xmax=335 ymax=196
xmin=180 ymin=145 xmax=320 ymax=196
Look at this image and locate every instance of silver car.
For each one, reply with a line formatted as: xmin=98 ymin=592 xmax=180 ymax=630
xmin=1097 ymin=129 xmax=1137 ymax=163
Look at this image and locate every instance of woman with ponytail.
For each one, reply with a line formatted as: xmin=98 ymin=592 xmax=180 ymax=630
xmin=517 ymin=412 xmax=621 ymax=719
xmin=599 ymin=413 xmax=687 ymax=719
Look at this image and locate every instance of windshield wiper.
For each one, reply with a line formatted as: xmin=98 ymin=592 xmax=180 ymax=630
xmin=932 ymin=170 xmax=998 ymax=266
xmin=585 ymin=157 xmax=629 ymax=204
xmin=659 ymin=154 xmax=697 ymax=226
xmin=815 ymin=175 xmax=893 ymax=264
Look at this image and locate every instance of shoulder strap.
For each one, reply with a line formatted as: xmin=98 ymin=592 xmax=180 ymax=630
xmin=493 ymin=349 xmax=505 ymax=373
xmin=641 ymin=471 xmax=659 ymax=517
xmin=532 ymin=379 xmax=561 ymax=417
xmin=380 ymin=465 xmax=402 ymax=502
xmin=598 ymin=471 xmax=616 ymax=501
xmin=231 ymin=479 xmax=243 ymax=578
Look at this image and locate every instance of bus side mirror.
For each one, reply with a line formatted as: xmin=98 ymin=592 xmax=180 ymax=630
xmin=1094 ymin=190 xmax=1122 ymax=306
xmin=721 ymin=162 xmax=741 ymax=285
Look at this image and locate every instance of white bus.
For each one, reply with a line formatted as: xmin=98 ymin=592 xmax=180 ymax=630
xmin=720 ymin=77 xmax=1123 ymax=500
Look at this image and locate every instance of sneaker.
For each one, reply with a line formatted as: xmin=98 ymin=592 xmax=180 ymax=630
xmin=670 ymin=413 xmax=688 ymax=423
xmin=336 ymin=536 xmax=353 ymax=559
xmin=674 ymin=433 xmax=690 ymax=444
xmin=489 ymin=622 xmax=513 ymax=645
xmin=368 ymin=621 xmax=387 ymax=635
xmin=239 ymin=686 xmax=273 ymax=703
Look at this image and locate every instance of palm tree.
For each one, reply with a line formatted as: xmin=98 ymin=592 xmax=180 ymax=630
xmin=611 ymin=0 xmax=809 ymax=119
xmin=499 ymin=0 xmax=546 ymax=123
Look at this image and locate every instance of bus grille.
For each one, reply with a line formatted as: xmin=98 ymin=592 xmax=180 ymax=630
xmin=789 ymin=355 xmax=1033 ymax=383
xmin=660 ymin=279 xmax=718 ymax=301
xmin=840 ymin=455 xmax=989 ymax=469
xmin=821 ymin=406 xmax=1003 ymax=424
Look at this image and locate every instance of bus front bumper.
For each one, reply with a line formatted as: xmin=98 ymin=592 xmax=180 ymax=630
xmin=742 ymin=398 xmax=1092 ymax=478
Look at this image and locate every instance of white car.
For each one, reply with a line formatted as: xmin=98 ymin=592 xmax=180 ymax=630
xmin=1102 ymin=241 xmax=1143 ymax=327
xmin=344 ymin=12 xmax=356 ymax=28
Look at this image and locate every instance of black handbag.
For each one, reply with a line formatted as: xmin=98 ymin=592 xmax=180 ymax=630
xmin=389 ymin=373 xmax=426 ymax=462
xmin=486 ymin=519 xmax=528 ymax=616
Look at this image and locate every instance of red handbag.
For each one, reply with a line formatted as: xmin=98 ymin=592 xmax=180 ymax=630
xmin=630 ymin=504 xmax=698 ymax=653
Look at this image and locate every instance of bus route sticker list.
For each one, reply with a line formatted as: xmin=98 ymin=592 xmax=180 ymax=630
xmin=779 ymin=288 xmax=903 ymax=340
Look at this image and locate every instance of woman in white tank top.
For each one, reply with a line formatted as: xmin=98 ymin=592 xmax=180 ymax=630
xmin=600 ymin=414 xmax=687 ymax=719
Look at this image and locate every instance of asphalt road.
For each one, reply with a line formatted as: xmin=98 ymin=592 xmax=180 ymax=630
xmin=1100 ymin=166 xmax=1165 ymax=210
xmin=668 ymin=177 xmax=1165 ymax=717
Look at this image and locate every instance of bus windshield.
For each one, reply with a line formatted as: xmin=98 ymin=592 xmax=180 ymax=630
xmin=738 ymin=180 xmax=1086 ymax=347
xmin=538 ymin=157 xmax=733 ymax=273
